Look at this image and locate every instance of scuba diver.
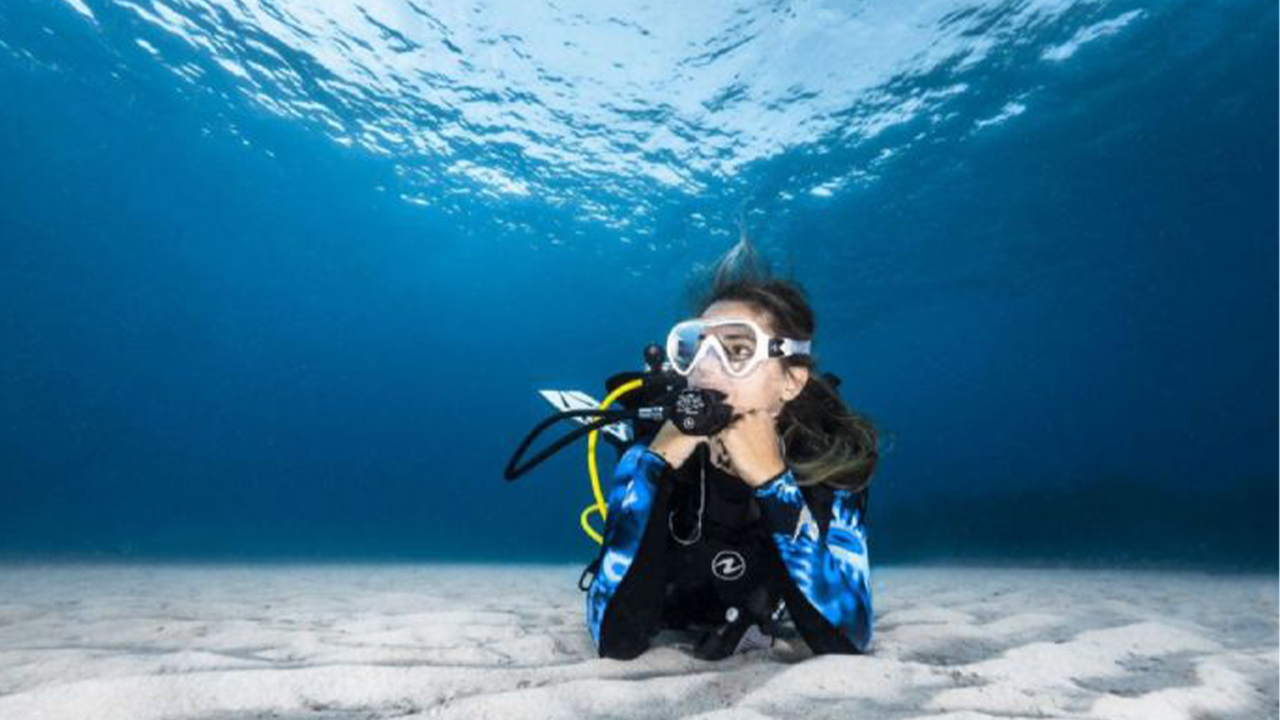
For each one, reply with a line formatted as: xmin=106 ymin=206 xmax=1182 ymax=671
xmin=506 ymin=246 xmax=879 ymax=661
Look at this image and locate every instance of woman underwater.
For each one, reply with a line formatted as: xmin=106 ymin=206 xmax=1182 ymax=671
xmin=586 ymin=261 xmax=880 ymax=661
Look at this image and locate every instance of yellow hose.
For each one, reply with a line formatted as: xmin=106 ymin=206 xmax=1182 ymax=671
xmin=581 ymin=379 xmax=645 ymax=544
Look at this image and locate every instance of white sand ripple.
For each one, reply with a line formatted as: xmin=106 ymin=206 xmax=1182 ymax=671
xmin=0 ymin=564 xmax=1273 ymax=720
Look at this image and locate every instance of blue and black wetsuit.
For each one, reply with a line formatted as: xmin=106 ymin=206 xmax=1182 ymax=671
xmin=585 ymin=441 xmax=873 ymax=660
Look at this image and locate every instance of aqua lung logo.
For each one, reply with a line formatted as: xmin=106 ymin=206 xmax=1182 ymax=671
xmin=677 ymin=393 xmax=703 ymax=431
xmin=711 ymin=550 xmax=746 ymax=581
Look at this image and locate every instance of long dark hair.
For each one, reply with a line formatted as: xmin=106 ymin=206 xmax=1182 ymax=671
xmin=687 ymin=238 xmax=879 ymax=493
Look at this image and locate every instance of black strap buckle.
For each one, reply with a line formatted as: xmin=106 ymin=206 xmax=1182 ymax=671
xmin=578 ymin=554 xmax=603 ymax=591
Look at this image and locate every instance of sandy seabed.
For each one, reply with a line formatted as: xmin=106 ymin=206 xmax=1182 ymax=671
xmin=0 ymin=563 xmax=1274 ymax=720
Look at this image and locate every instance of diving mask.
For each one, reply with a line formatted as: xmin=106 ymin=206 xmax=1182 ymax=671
xmin=665 ymin=317 xmax=812 ymax=379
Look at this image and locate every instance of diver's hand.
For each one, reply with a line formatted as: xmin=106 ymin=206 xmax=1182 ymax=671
xmin=648 ymin=420 xmax=706 ymax=470
xmin=716 ymin=408 xmax=787 ymax=488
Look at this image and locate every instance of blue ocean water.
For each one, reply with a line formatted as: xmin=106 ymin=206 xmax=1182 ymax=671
xmin=0 ymin=0 xmax=1274 ymax=569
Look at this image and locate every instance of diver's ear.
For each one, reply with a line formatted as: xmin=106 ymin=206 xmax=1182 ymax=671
xmin=781 ymin=365 xmax=810 ymax=403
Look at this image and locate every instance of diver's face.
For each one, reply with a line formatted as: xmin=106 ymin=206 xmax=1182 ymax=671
xmin=686 ymin=300 xmax=807 ymax=417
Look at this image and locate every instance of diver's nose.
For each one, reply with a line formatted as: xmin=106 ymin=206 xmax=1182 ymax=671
xmin=688 ymin=351 xmax=728 ymax=390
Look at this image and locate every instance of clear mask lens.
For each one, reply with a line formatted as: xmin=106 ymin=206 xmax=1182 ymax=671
xmin=670 ymin=321 xmax=761 ymax=376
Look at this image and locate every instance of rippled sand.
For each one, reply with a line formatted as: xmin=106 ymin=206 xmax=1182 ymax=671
xmin=0 ymin=564 xmax=1274 ymax=720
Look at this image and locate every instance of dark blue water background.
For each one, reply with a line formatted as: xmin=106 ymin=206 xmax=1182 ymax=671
xmin=1 ymin=0 xmax=1275 ymax=569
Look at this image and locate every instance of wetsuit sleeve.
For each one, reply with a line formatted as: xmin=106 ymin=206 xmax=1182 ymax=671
xmin=754 ymin=471 xmax=873 ymax=654
xmin=585 ymin=443 xmax=673 ymax=659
